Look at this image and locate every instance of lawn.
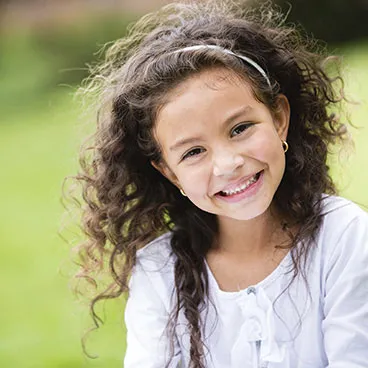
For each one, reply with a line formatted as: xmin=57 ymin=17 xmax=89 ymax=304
xmin=0 ymin=42 xmax=367 ymax=367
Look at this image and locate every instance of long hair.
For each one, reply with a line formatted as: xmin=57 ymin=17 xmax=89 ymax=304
xmin=70 ymin=1 xmax=349 ymax=366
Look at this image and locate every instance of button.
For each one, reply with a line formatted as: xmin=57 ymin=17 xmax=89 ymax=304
xmin=247 ymin=286 xmax=256 ymax=294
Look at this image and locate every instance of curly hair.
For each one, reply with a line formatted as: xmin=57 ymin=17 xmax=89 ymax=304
xmin=71 ymin=0 xmax=349 ymax=366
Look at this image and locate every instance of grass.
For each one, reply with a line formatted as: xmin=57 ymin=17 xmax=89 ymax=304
xmin=0 ymin=41 xmax=367 ymax=367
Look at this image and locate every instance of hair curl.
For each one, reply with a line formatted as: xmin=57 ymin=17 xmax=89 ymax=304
xmin=70 ymin=0 xmax=350 ymax=366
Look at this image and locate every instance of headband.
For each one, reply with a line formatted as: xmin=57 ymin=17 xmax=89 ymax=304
xmin=170 ymin=44 xmax=271 ymax=88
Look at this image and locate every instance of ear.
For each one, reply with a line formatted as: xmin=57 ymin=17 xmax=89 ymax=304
xmin=273 ymin=94 xmax=290 ymax=141
xmin=151 ymin=160 xmax=180 ymax=188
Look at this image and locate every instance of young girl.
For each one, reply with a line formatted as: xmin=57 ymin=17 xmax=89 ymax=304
xmin=74 ymin=1 xmax=368 ymax=367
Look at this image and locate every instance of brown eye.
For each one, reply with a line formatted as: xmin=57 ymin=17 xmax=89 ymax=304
xmin=182 ymin=147 xmax=205 ymax=160
xmin=230 ymin=123 xmax=253 ymax=137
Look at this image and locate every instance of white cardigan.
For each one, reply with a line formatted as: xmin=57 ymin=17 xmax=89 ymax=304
xmin=124 ymin=196 xmax=368 ymax=367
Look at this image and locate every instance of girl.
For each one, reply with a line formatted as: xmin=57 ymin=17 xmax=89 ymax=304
xmin=74 ymin=0 xmax=368 ymax=367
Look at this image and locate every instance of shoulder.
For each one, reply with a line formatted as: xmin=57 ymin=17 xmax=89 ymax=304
xmin=317 ymin=195 xmax=368 ymax=270
xmin=132 ymin=232 xmax=176 ymax=309
xmin=320 ymin=194 xmax=367 ymax=218
xmin=136 ymin=231 xmax=175 ymax=271
xmin=319 ymin=194 xmax=368 ymax=237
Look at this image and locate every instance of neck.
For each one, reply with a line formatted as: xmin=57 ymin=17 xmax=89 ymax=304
xmin=214 ymin=206 xmax=284 ymax=257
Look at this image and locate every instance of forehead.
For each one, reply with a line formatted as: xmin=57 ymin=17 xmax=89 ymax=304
xmin=162 ymin=67 xmax=251 ymax=106
xmin=155 ymin=67 xmax=258 ymax=127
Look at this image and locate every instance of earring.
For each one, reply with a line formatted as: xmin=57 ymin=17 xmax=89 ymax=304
xmin=180 ymin=188 xmax=187 ymax=197
xmin=282 ymin=140 xmax=289 ymax=153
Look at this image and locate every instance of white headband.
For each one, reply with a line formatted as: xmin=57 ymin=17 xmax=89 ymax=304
xmin=170 ymin=44 xmax=271 ymax=88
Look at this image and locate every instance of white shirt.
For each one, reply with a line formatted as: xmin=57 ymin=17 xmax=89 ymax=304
xmin=124 ymin=195 xmax=368 ymax=367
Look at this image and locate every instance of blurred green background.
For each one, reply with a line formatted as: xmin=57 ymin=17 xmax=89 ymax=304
xmin=0 ymin=0 xmax=367 ymax=367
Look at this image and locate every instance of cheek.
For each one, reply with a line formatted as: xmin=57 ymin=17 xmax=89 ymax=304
xmin=176 ymin=166 xmax=210 ymax=196
xmin=248 ymin=129 xmax=283 ymax=163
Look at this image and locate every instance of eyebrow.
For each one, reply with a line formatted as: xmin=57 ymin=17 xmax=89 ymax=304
xmin=169 ymin=105 xmax=253 ymax=152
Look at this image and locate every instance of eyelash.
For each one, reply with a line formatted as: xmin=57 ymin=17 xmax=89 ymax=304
xmin=182 ymin=147 xmax=205 ymax=161
xmin=230 ymin=122 xmax=253 ymax=137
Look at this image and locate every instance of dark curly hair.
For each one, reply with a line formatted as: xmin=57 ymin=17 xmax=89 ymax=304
xmin=70 ymin=0 xmax=350 ymax=366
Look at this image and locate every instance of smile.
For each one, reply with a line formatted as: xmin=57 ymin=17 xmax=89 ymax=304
xmin=216 ymin=170 xmax=263 ymax=199
xmin=220 ymin=172 xmax=261 ymax=196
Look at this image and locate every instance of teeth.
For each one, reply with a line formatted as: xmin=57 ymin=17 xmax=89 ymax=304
xmin=221 ymin=174 xmax=258 ymax=196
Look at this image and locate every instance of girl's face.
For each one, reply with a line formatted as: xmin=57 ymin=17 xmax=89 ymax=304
xmin=153 ymin=67 xmax=290 ymax=221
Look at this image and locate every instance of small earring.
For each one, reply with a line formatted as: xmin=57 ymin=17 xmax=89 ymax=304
xmin=180 ymin=188 xmax=187 ymax=197
xmin=282 ymin=140 xmax=289 ymax=153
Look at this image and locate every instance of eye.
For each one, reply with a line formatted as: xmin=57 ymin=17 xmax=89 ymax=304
xmin=230 ymin=122 xmax=253 ymax=137
xmin=182 ymin=147 xmax=205 ymax=161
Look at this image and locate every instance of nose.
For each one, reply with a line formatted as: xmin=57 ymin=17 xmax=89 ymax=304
xmin=212 ymin=146 xmax=245 ymax=177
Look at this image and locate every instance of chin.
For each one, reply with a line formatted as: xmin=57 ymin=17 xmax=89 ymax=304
xmin=219 ymin=196 xmax=274 ymax=221
xmin=226 ymin=208 xmax=269 ymax=221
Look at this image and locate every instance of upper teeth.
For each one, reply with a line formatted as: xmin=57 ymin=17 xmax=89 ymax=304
xmin=221 ymin=174 xmax=258 ymax=196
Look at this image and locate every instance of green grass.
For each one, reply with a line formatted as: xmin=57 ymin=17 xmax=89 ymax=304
xmin=1 ymin=42 xmax=367 ymax=367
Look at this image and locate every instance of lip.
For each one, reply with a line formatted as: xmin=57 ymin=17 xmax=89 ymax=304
xmin=217 ymin=171 xmax=262 ymax=193
xmin=214 ymin=170 xmax=264 ymax=203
